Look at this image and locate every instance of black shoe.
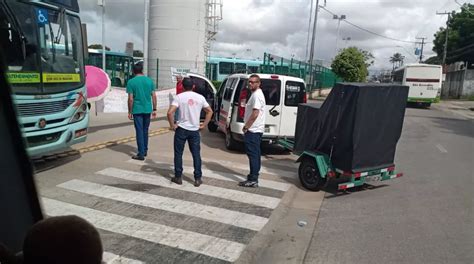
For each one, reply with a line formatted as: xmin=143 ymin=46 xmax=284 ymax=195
xmin=194 ymin=179 xmax=202 ymax=187
xmin=171 ymin=177 xmax=182 ymax=185
xmin=238 ymin=180 xmax=258 ymax=188
xmin=132 ymin=155 xmax=145 ymax=161
xmin=144 ymin=152 xmax=147 ymax=157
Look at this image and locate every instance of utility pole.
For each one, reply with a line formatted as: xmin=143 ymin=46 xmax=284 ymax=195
xmin=415 ymin=37 xmax=426 ymax=63
xmin=437 ymin=11 xmax=451 ymax=65
xmin=304 ymin=0 xmax=314 ymax=61
xmin=308 ymin=0 xmax=320 ymax=90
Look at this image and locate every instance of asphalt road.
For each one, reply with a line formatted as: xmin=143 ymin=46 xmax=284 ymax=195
xmin=30 ymin=103 xmax=473 ymax=263
xmin=303 ymin=106 xmax=474 ymax=264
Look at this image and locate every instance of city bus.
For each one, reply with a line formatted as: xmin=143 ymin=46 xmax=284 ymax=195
xmin=1 ymin=0 xmax=89 ymax=157
xmin=393 ymin=64 xmax=442 ymax=107
xmin=87 ymin=49 xmax=134 ymax=87
xmin=206 ymin=56 xmax=262 ymax=82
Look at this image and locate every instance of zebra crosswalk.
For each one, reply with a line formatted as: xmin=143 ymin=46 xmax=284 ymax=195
xmin=41 ymin=160 xmax=294 ymax=263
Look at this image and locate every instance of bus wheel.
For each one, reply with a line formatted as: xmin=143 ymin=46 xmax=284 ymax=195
xmin=298 ymin=157 xmax=326 ymax=191
xmin=423 ymin=102 xmax=431 ymax=108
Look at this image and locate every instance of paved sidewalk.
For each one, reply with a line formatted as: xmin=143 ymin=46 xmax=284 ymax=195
xmin=433 ymin=100 xmax=474 ymax=120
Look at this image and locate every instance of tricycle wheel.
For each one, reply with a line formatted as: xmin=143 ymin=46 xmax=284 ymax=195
xmin=298 ymin=157 xmax=326 ymax=191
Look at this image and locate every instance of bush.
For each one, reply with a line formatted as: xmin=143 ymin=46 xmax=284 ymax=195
xmin=212 ymin=81 xmax=223 ymax=91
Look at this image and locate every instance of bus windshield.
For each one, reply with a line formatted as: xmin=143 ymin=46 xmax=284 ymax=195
xmin=1 ymin=1 xmax=84 ymax=94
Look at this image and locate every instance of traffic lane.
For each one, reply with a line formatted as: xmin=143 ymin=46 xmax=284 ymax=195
xmin=303 ymin=107 xmax=474 ymax=264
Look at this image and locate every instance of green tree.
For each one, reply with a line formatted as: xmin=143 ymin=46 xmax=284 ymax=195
xmin=88 ymin=44 xmax=111 ymax=51
xmin=389 ymin=52 xmax=405 ymax=70
xmin=331 ymin=47 xmax=373 ymax=82
xmin=432 ymin=3 xmax=474 ymax=64
xmin=424 ymin=56 xmax=441 ymax=65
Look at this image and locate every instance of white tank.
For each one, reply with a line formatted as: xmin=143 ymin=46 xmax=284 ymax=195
xmin=147 ymin=0 xmax=207 ymax=90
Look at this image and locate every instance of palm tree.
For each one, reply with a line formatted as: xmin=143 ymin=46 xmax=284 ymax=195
xmin=389 ymin=53 xmax=405 ymax=70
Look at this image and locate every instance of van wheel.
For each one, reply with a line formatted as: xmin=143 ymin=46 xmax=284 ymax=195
xmin=208 ymin=121 xmax=218 ymax=132
xmin=225 ymin=131 xmax=239 ymax=150
xmin=298 ymin=157 xmax=326 ymax=191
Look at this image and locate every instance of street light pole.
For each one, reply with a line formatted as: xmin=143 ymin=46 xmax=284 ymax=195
xmin=98 ymin=0 xmax=106 ymax=71
xmin=333 ymin=15 xmax=346 ymax=55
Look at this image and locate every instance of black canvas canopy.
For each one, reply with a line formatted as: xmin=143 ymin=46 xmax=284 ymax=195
xmin=294 ymin=83 xmax=409 ymax=172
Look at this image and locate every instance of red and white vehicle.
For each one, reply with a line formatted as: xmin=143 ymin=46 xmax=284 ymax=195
xmin=208 ymin=74 xmax=306 ymax=150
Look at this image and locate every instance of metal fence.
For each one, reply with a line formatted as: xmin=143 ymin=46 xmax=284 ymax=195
xmin=261 ymin=53 xmax=341 ymax=91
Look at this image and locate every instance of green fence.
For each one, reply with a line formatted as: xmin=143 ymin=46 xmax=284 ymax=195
xmin=261 ymin=53 xmax=341 ymax=91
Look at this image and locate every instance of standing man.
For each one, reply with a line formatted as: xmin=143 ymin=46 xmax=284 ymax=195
xmin=167 ymin=78 xmax=213 ymax=187
xmin=127 ymin=62 xmax=157 ymax=161
xmin=239 ymin=74 xmax=266 ymax=188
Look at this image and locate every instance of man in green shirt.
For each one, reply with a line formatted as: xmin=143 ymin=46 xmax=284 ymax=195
xmin=127 ymin=62 xmax=157 ymax=160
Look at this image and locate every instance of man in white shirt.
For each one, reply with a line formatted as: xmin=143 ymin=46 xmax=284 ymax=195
xmin=239 ymin=74 xmax=266 ymax=188
xmin=167 ymin=78 xmax=213 ymax=187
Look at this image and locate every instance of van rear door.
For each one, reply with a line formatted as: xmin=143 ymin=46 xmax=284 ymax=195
xmin=218 ymin=77 xmax=238 ymax=131
xmin=279 ymin=80 xmax=306 ymax=137
xmin=260 ymin=78 xmax=283 ymax=136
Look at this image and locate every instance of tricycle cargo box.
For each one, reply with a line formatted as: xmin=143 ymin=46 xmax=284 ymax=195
xmin=294 ymin=83 xmax=409 ymax=172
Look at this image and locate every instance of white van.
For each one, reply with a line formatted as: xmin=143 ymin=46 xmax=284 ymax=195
xmin=208 ymin=74 xmax=307 ymax=150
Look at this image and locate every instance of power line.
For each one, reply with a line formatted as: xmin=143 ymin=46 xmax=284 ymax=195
xmin=320 ymin=6 xmax=417 ymax=44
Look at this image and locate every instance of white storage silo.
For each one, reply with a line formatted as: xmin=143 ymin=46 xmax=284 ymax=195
xmin=146 ymin=0 xmax=207 ymax=90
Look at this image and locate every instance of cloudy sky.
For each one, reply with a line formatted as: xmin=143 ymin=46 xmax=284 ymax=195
xmin=79 ymin=0 xmax=466 ymax=72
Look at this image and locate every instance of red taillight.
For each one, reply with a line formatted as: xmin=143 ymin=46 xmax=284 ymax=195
xmin=238 ymin=89 xmax=248 ymax=119
xmin=303 ymin=92 xmax=307 ymax=103
xmin=271 ymin=75 xmax=279 ymax=79
xmin=327 ymin=171 xmax=336 ymax=178
xmin=387 ymin=166 xmax=395 ymax=172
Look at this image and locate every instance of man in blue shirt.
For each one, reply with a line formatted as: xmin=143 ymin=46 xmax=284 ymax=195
xmin=127 ymin=62 xmax=157 ymax=160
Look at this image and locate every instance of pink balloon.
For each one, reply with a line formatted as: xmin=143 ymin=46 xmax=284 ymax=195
xmin=85 ymin=65 xmax=111 ymax=102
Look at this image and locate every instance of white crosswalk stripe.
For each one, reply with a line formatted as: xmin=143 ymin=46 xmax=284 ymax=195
xmin=146 ymin=154 xmax=298 ymax=178
xmin=58 ymin=179 xmax=269 ymax=231
xmin=43 ymin=163 xmax=290 ymax=263
xmin=102 ymin=252 xmax=144 ymax=264
xmin=96 ymin=167 xmax=281 ymax=209
xmin=43 ymin=198 xmax=246 ymax=262
xmin=127 ymin=159 xmax=292 ymax=192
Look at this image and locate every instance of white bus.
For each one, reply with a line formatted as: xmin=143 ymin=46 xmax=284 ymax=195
xmin=393 ymin=64 xmax=442 ymax=107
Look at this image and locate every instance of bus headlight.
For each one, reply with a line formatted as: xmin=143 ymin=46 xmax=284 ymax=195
xmin=69 ymin=102 xmax=88 ymax=123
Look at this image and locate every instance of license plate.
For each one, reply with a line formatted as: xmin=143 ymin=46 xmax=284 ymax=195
xmin=364 ymin=175 xmax=381 ymax=182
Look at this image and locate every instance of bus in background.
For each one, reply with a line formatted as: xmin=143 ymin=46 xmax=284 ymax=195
xmin=87 ymin=49 xmax=133 ymax=87
xmin=206 ymin=56 xmax=262 ymax=82
xmin=1 ymin=0 xmax=89 ymax=157
xmin=393 ymin=64 xmax=442 ymax=107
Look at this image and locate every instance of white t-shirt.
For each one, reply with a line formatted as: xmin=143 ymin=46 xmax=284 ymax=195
xmin=244 ymin=88 xmax=266 ymax=133
xmin=172 ymin=91 xmax=210 ymax=131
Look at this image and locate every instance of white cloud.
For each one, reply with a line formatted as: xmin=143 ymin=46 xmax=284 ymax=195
xmin=79 ymin=0 xmax=462 ymax=71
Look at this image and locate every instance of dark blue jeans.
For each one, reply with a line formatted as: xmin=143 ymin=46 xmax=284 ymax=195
xmin=133 ymin=113 xmax=151 ymax=157
xmin=244 ymin=131 xmax=263 ymax=182
xmin=174 ymin=127 xmax=202 ymax=180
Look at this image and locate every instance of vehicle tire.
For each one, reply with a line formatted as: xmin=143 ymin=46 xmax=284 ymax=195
xmin=298 ymin=157 xmax=326 ymax=191
xmin=208 ymin=121 xmax=218 ymax=132
xmin=423 ymin=102 xmax=431 ymax=108
xmin=225 ymin=130 xmax=239 ymax=150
